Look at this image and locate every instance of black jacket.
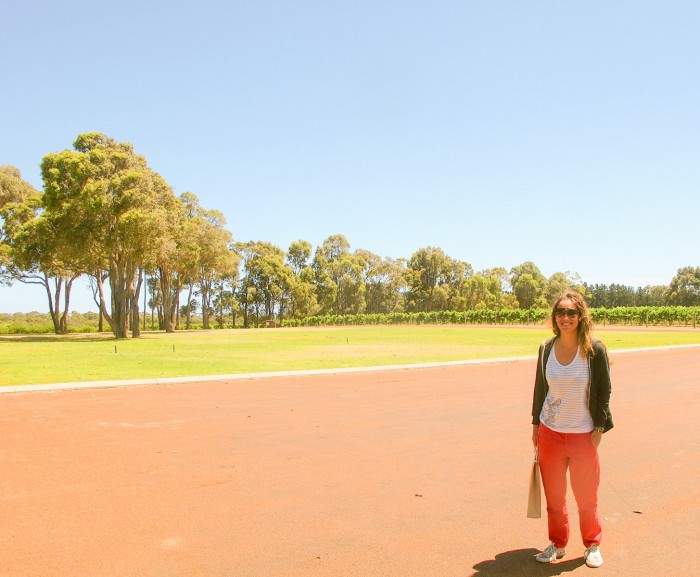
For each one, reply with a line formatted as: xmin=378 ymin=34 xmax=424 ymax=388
xmin=531 ymin=338 xmax=614 ymax=433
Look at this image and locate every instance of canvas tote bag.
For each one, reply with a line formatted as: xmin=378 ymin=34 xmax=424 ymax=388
xmin=527 ymin=447 xmax=542 ymax=518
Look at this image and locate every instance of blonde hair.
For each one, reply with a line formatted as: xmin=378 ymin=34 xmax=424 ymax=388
xmin=550 ymin=291 xmax=594 ymax=357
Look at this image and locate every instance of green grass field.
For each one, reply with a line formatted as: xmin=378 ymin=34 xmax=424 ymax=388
xmin=1 ymin=325 xmax=699 ymax=387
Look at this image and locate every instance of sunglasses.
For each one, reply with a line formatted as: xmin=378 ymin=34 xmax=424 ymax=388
xmin=555 ymin=308 xmax=579 ymax=318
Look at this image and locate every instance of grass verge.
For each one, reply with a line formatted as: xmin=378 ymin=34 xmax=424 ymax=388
xmin=1 ymin=325 xmax=699 ymax=387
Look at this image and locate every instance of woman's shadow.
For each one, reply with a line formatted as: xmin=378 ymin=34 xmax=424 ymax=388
xmin=471 ymin=548 xmax=583 ymax=576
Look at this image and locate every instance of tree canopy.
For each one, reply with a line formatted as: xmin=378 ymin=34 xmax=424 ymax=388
xmin=1 ymin=134 xmax=696 ymax=334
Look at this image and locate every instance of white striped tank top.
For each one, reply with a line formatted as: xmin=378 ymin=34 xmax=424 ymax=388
xmin=540 ymin=346 xmax=594 ymax=433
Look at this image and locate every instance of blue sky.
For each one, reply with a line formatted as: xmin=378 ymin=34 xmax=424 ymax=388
xmin=1 ymin=0 xmax=698 ymax=313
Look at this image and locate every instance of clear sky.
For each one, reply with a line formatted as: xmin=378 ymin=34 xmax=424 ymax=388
xmin=1 ymin=0 xmax=698 ymax=313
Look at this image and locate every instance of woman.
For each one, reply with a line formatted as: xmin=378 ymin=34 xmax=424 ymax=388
xmin=531 ymin=291 xmax=613 ymax=568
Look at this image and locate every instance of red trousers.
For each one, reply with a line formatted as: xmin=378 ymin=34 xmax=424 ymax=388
xmin=538 ymin=424 xmax=602 ymax=548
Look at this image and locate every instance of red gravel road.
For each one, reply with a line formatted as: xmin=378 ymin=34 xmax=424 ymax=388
xmin=1 ymin=346 xmax=698 ymax=577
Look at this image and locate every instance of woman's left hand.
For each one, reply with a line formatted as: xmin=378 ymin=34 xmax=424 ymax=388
xmin=591 ymin=430 xmax=603 ymax=448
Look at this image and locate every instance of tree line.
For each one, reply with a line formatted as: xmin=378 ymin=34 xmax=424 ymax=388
xmin=2 ymin=133 xmax=699 ymax=337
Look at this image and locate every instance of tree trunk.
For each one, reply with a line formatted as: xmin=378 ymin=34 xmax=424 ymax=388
xmin=91 ymin=272 xmax=107 ymax=332
xmin=200 ymin=277 xmax=212 ymax=329
xmin=43 ymin=274 xmax=61 ymax=334
xmin=95 ymin=273 xmax=116 ymax=335
xmin=142 ymin=274 xmax=147 ymax=332
xmin=40 ymin=274 xmax=76 ymax=335
xmin=130 ymin=270 xmax=143 ymax=338
xmin=108 ymin=259 xmax=138 ymax=339
xmin=58 ymin=277 xmax=76 ymax=334
xmin=111 ymin=284 xmax=129 ymax=338
xmin=185 ymin=283 xmax=193 ymax=329
xmin=159 ymin=267 xmax=175 ymax=333
xmin=242 ymin=299 xmax=249 ymax=328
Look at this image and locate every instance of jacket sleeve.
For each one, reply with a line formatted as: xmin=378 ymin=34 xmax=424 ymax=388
xmin=590 ymin=341 xmax=614 ymax=432
xmin=531 ymin=342 xmax=546 ymax=425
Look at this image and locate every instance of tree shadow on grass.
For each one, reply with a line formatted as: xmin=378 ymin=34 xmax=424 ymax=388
xmin=470 ymin=548 xmax=583 ymax=576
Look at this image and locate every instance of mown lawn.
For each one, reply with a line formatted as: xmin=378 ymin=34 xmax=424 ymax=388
xmin=1 ymin=325 xmax=699 ymax=387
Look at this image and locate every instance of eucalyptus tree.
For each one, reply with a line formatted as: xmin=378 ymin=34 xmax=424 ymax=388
xmin=404 ymin=246 xmax=470 ymax=312
xmin=152 ymin=194 xmax=192 ymax=333
xmin=0 ymin=166 xmax=41 ymax=285
xmin=237 ymin=242 xmax=261 ymax=327
xmin=404 ymin=247 xmax=445 ymax=312
xmin=311 ymin=256 xmax=337 ymax=315
xmin=286 ymin=240 xmax=318 ymax=319
xmin=317 ymin=234 xmax=350 ymax=262
xmin=287 ymin=266 xmax=319 ymax=319
xmin=462 ymin=274 xmax=495 ymax=310
xmin=669 ymin=266 xmax=700 ymax=305
xmin=286 ymin=240 xmax=312 ymax=274
xmin=41 ymin=133 xmax=178 ymax=338
xmin=178 ymin=192 xmax=205 ymax=329
xmin=544 ymin=271 xmax=584 ymax=305
xmin=512 ymin=274 xmax=541 ymax=310
xmin=0 ymin=166 xmax=37 ymax=208
xmin=192 ymin=207 xmax=237 ymax=330
xmin=212 ymin=280 xmax=238 ymax=328
xmin=636 ymin=285 xmax=669 ymax=307
xmin=311 ymin=235 xmax=367 ymax=315
xmin=510 ymin=261 xmax=546 ymax=288
xmin=607 ymin=284 xmax=638 ymax=307
xmin=444 ymin=258 xmax=473 ymax=311
xmin=356 ymin=250 xmax=406 ymax=314
xmin=0 ymin=166 xmax=82 ymax=333
xmin=311 ymin=235 xmax=346 ymax=314
xmin=334 ymin=257 xmax=366 ymax=315
xmin=237 ymin=241 xmax=294 ymax=326
xmin=510 ymin=261 xmax=546 ymax=309
xmin=474 ymin=267 xmax=512 ymax=310
xmin=1 ymin=167 xmax=41 ymax=284
xmin=146 ymin=275 xmax=162 ymax=328
xmin=8 ymin=204 xmax=84 ymax=333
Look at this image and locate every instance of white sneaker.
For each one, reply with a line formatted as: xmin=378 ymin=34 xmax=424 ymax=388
xmin=536 ymin=542 xmax=566 ymax=563
xmin=585 ymin=545 xmax=604 ymax=568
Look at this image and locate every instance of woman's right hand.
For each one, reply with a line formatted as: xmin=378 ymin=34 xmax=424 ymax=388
xmin=532 ymin=424 xmax=539 ymax=447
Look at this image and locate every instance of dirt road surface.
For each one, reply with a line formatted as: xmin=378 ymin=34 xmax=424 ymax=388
xmin=1 ymin=346 xmax=698 ymax=576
